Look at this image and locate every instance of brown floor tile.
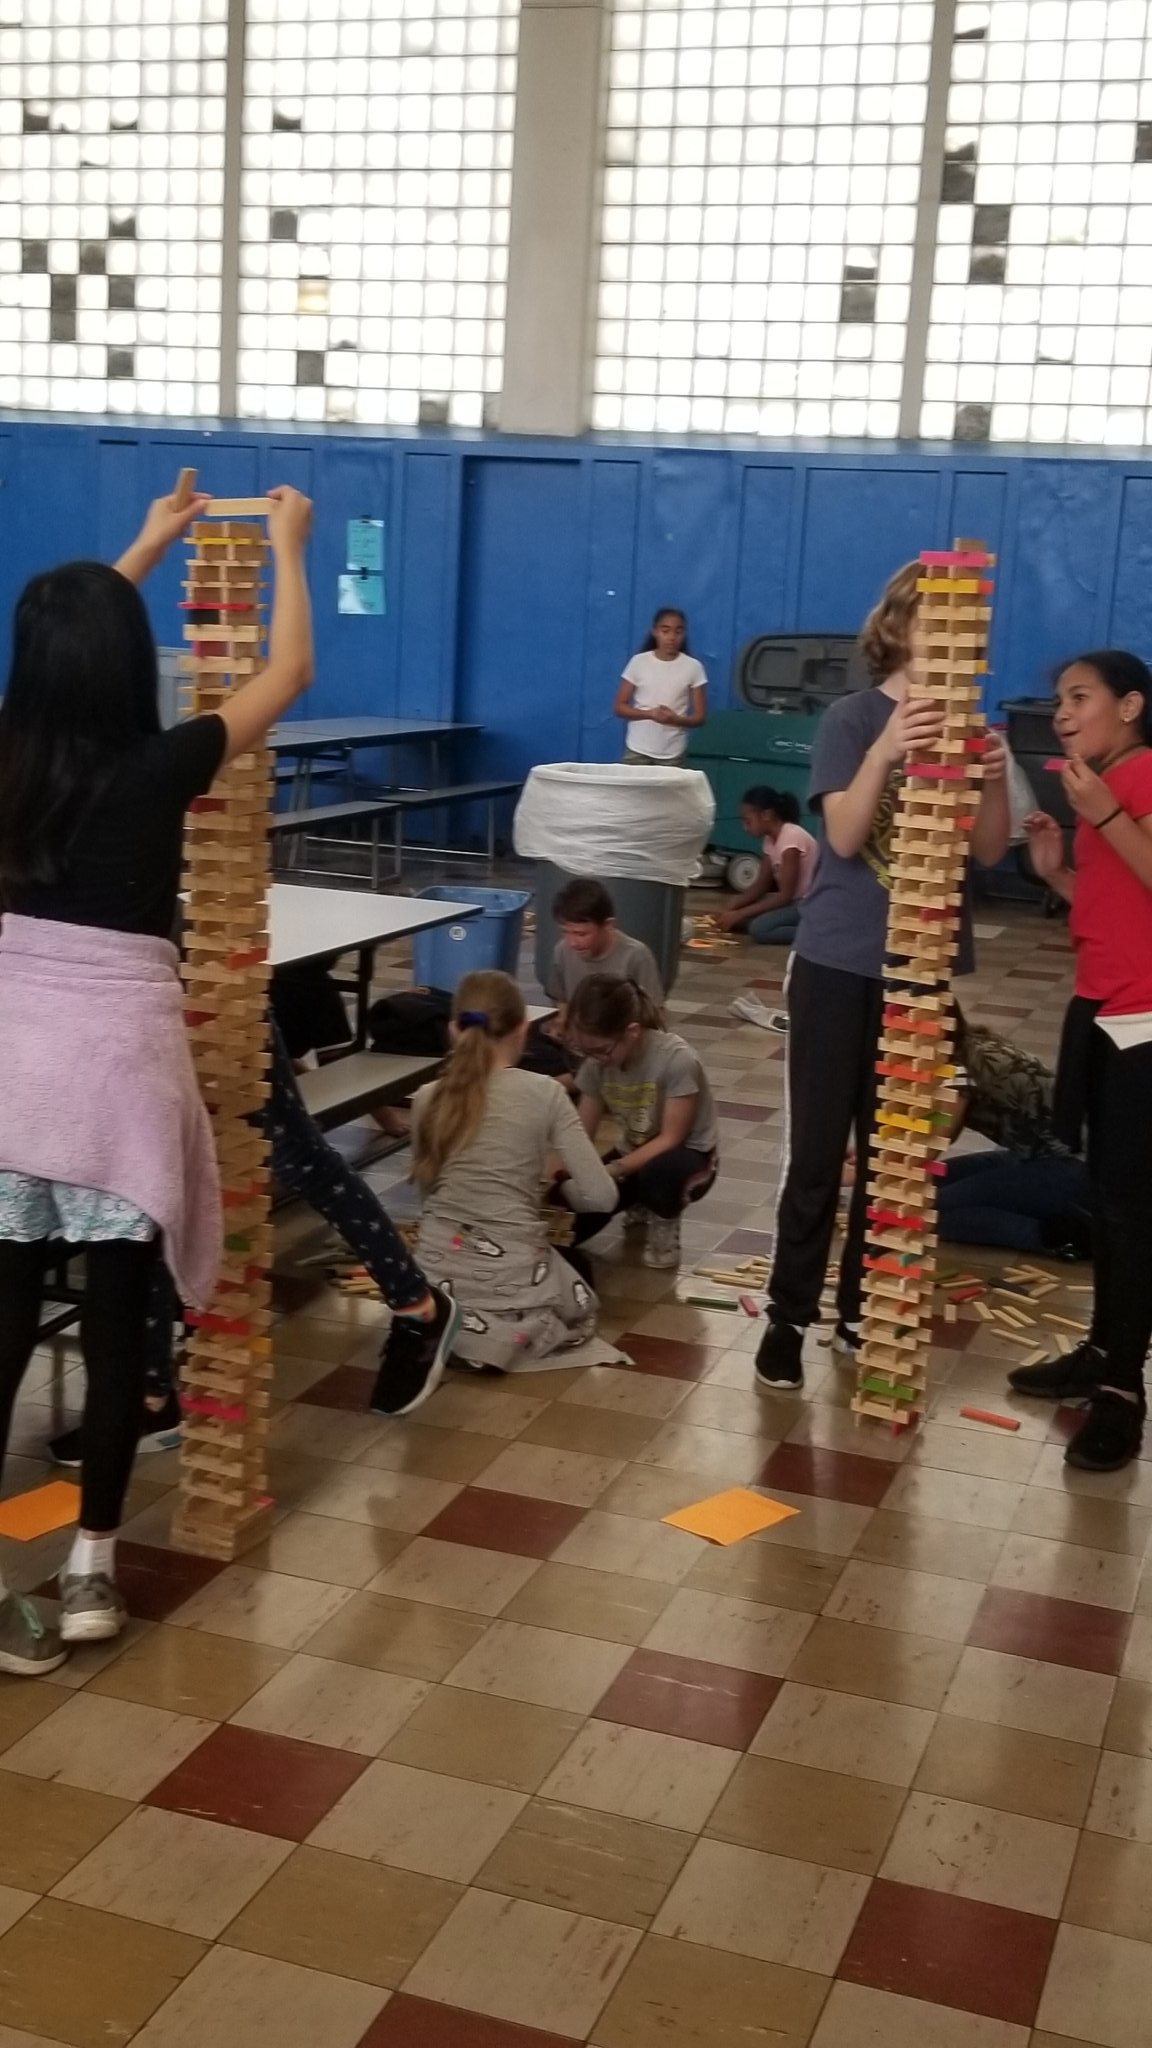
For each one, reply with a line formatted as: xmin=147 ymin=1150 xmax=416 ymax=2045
xmin=357 ymin=1424 xmax=512 ymax=1486
xmin=129 ymin=1944 xmax=387 ymax=2047
xmin=595 ymin=1649 xmax=782 ymax=1749
xmin=0 ymin=1774 xmax=133 ymax=1893
xmin=822 ymin=1560 xmax=984 ymax=1642
xmin=85 ymin=1625 xmax=288 ymax=1719
xmin=519 ymin=1405 xmax=660 ymax=1461
xmin=853 ymin=1509 xmax=1006 ymax=1584
xmin=243 ymin=1513 xmax=411 ymax=1588
xmin=304 ymin=1591 xmax=490 ymax=1681
xmin=402 ymin=1888 xmax=641 ymax=2036
xmin=613 ymin=1335 xmax=720 ymax=1382
xmin=685 ymin=1541 xmax=843 ymax=1612
xmin=501 ymin=1563 xmax=674 ymax=1646
xmin=968 ymin=1586 xmax=1132 ymax=1675
xmin=714 ymin=1229 xmax=777 ymax=1258
xmin=360 ymin=1995 xmax=575 ymax=2047
xmin=1010 ymin=1488 xmax=1152 ymax=1558
xmin=915 ymin=1715 xmax=1098 ymax=1827
xmin=110 ymin=1542 xmax=225 ymax=1623
xmin=475 ymin=1798 xmax=692 ymax=1928
xmin=593 ymin=1932 xmax=827 ymax=2048
xmin=784 ymin=1616 xmax=963 ymax=1710
xmin=1063 ymin=1831 xmax=1152 ymax=1946
xmin=943 ymin=1646 xmax=1116 ymax=1745
xmin=420 ymin=1489 xmax=586 ymax=1560
xmin=221 ymin=1843 xmax=460 ymax=1986
xmin=381 ymin=1688 xmax=582 ymax=1794
xmin=52 ymin=1805 xmax=292 ymax=1937
xmin=367 ymin=1539 xmax=540 ymax=1618
xmin=146 ymin=1722 xmax=369 ymax=1840
xmin=707 ymin=1754 xmax=904 ymax=1875
xmin=758 ymin=1444 xmax=896 ymax=1509
xmin=1104 ymin=1678 xmax=1152 ymax=1758
xmin=296 ymin=1363 xmax=376 ymax=1410
xmin=837 ymin=1876 xmax=1057 ymax=2026
xmin=0 ymin=1897 xmax=205 ymax=2048
xmin=752 ymin=1682 xmax=934 ymax=1787
xmin=0 ymin=1682 xmax=64 ymax=1758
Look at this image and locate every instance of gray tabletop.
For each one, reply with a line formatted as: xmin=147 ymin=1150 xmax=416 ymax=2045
xmin=268 ymin=717 xmax=481 ymax=755
xmin=269 ymin=883 xmax=481 ymax=969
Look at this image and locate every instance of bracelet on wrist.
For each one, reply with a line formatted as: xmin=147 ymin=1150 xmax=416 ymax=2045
xmin=1097 ymin=805 xmax=1124 ymax=829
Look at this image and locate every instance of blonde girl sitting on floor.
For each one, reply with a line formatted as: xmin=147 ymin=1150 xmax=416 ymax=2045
xmin=411 ymin=971 xmax=618 ymax=1372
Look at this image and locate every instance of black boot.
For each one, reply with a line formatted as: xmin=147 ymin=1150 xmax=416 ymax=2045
xmin=1064 ymin=1391 xmax=1145 ymax=1473
xmin=1007 ymin=1338 xmax=1103 ymax=1402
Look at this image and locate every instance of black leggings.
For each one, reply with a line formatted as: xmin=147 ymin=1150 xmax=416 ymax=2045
xmin=569 ymin=1146 xmax=717 ymax=1244
xmin=0 ymin=1236 xmax=159 ymax=1533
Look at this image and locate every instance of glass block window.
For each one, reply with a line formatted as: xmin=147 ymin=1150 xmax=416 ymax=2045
xmin=238 ymin=0 xmax=518 ymax=428
xmin=592 ymin=0 xmax=934 ymax=436
xmin=0 ymin=0 xmax=226 ymax=417
xmin=921 ymin=0 xmax=1152 ymax=445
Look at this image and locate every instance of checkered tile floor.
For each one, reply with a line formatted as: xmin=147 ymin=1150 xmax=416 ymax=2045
xmin=2 ymin=898 xmax=1148 ymax=2048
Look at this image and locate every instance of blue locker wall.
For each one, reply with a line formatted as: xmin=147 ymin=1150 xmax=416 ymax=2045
xmin=1 ymin=418 xmax=1151 ymax=781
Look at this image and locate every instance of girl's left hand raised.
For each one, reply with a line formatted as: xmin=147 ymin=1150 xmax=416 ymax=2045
xmin=135 ymin=488 xmax=212 ymax=557
xmin=1062 ymin=754 xmax=1118 ymax=826
xmin=981 ymin=729 xmax=1007 ymax=781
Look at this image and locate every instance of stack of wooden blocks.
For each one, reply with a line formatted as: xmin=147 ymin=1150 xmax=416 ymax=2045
xmin=854 ymin=540 xmax=995 ymax=1429
xmin=173 ymin=475 xmax=276 ymax=1559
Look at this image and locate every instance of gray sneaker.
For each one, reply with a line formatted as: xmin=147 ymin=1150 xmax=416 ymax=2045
xmin=58 ymin=1572 xmax=127 ymax=1645
xmin=0 ymin=1592 xmax=67 ymax=1675
xmin=642 ymin=1213 xmax=682 ymax=1269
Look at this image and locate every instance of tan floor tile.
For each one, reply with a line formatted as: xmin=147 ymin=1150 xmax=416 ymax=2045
xmin=784 ymin=1403 xmax=912 ymax=1463
xmin=294 ymin=1463 xmax=461 ymax=1532
xmin=592 ymin=1931 xmax=827 ymax=2048
xmin=561 ymin=1366 xmax=691 ymax=1420
xmin=1088 ymin=1749 xmax=1152 ymax=1843
xmin=810 ymin=1982 xmax=1030 ymax=2047
xmin=634 ymin=1422 xmax=769 ymax=1485
xmin=686 ymin=1542 xmax=842 ymax=1611
xmin=916 ymin=1715 xmax=1098 ymax=1826
xmin=0 ymin=1774 xmax=132 ymax=1894
xmin=594 ymin=1464 xmax=732 ymax=1523
xmin=880 ymin=1790 xmax=1077 ymax=1916
xmin=445 ymin=1619 xmax=632 ymax=1713
xmin=1030 ymin=1445 xmax=1152 ymax=1508
xmin=243 ymin=1512 xmax=411 ymax=1587
xmin=910 ymin=1421 xmax=1042 ymax=1484
xmin=472 ymin=1441 xmax=626 ymax=1507
xmin=1031 ymin=2037 xmax=1103 ymax=2048
xmin=1036 ymin=1922 xmax=1152 ymax=2048
xmin=1105 ymin=1679 xmax=1152 ymax=1759
xmin=367 ymin=1537 xmax=540 ymax=1615
xmin=991 ymin=1532 xmax=1140 ymax=1612
xmin=706 ymin=1754 xmax=904 ymax=1875
xmin=670 ymin=1384 xmax=782 ymax=1439
xmin=881 ymin=1464 xmax=1027 ymax=1530
xmin=274 ymin=1318 xmax=375 ymax=1364
xmin=222 ymin=1843 xmax=458 ymax=1987
xmin=166 ymin=1566 xmax=353 ymax=1651
xmin=0 ymin=1688 xmax=64 ymax=1761
xmin=299 ymin=1591 xmax=489 ymax=1682
xmin=476 ymin=1799 xmax=692 ymax=1929
xmin=0 ymin=1897 xmax=205 ymax=2048
xmin=129 ymin=1943 xmax=386 ymax=2048
xmin=402 ymin=1888 xmax=641 ymax=2038
xmin=0 ymin=1693 xmax=211 ymax=1801
xmin=852 ymin=1508 xmax=1007 ymax=1584
xmin=309 ymin=1758 xmax=524 ymax=1879
xmin=0 ymin=1893 xmax=34 ymax=1940
xmin=85 ymin=1626 xmax=288 ymax=1720
xmin=419 ymin=1383 xmax=548 ymax=1438
xmin=785 ymin=1615 xmax=962 ymax=1709
xmin=520 ymin=1404 xmax=661 ymax=1461
xmin=751 ymin=1490 xmax=875 ymax=1558
xmin=750 ymin=1681 xmax=935 ymax=1787
xmin=1064 ymin=1831 xmax=1152 ymax=1945
xmin=652 ymin=1837 xmax=867 ymax=1975
xmin=51 ymin=1806 xmax=291 ymax=1937
xmin=944 ymin=1646 xmax=1116 ymax=1744
xmin=540 ymin=1718 xmax=737 ymax=1831
xmin=642 ymin=1588 xmax=814 ymax=1677
xmin=269 ymin=1403 xmax=388 ymax=1463
xmin=552 ymin=1512 xmax=705 ymax=1585
xmin=1121 ymin=1615 xmax=1152 ymax=1683
xmin=228 ymin=1652 xmax=427 ymax=1753
xmin=355 ymin=1421 xmax=508 ymax=1483
xmin=1010 ymin=1488 xmax=1152 ymax=1558
xmin=501 ymin=1562 xmax=674 ymax=1645
xmin=381 ymin=1686 xmax=582 ymax=1793
xmin=822 ymin=1559 xmax=986 ymax=1642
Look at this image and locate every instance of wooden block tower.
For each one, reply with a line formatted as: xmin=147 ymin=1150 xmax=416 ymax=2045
xmin=172 ymin=471 xmax=276 ymax=1559
xmin=853 ymin=540 xmax=995 ymax=1429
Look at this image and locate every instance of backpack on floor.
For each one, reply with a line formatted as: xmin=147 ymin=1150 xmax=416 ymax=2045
xmin=367 ymin=986 xmax=453 ymax=1056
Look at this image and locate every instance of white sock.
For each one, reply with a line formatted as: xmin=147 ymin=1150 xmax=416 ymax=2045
xmin=66 ymin=1533 xmax=117 ymax=1581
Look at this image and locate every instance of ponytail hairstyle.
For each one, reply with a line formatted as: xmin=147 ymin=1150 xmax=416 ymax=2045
xmin=859 ymin=561 xmax=921 ymax=683
xmin=642 ymin=606 xmax=690 ymax=655
xmin=566 ymin=972 xmax=663 ymax=1051
xmin=1056 ymin=649 xmax=1152 ymax=744
xmin=412 ymin=969 xmax=526 ymax=1186
xmin=741 ymin=783 xmax=801 ymax=826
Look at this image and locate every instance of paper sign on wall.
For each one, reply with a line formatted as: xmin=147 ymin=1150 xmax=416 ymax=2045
xmin=340 ymin=518 xmax=386 ymax=615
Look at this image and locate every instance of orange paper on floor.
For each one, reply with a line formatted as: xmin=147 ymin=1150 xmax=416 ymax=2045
xmin=662 ymin=1486 xmax=799 ymax=1545
xmin=0 ymin=1480 xmax=81 ymax=1541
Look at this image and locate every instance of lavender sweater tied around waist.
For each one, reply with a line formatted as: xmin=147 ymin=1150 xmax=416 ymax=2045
xmin=0 ymin=915 xmax=222 ymax=1305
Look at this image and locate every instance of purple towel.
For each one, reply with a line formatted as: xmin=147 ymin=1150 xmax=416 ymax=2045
xmin=0 ymin=915 xmax=222 ymax=1305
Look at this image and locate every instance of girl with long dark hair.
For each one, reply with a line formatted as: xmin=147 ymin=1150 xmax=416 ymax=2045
xmin=614 ymin=607 xmax=707 ymax=764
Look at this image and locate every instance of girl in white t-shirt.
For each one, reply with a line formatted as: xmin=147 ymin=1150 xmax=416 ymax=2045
xmin=614 ymin=608 xmax=707 ymax=763
xmin=714 ymin=785 xmax=820 ymax=944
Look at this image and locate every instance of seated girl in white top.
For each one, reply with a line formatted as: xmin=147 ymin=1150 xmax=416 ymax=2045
xmin=410 ymin=969 xmax=617 ymax=1372
xmin=615 ymin=607 xmax=707 ymax=763
xmin=714 ymin=785 xmax=819 ymax=946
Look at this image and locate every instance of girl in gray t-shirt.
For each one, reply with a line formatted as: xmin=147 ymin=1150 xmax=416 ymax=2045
xmin=567 ymin=974 xmax=719 ymax=1271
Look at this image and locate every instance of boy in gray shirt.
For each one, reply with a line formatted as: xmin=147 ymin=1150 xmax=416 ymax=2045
xmin=545 ymin=878 xmax=665 ymax=1015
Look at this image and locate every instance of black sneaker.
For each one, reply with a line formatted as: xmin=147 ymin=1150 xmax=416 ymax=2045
xmin=370 ymin=1286 xmax=461 ymax=1417
xmin=754 ymin=1319 xmax=804 ymax=1390
xmin=49 ymin=1391 xmax=183 ymax=1469
xmin=1007 ymin=1339 xmax=1103 ymax=1403
xmin=1065 ymin=1390 xmax=1145 ymax=1472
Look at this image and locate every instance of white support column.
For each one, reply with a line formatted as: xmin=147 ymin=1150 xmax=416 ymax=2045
xmin=218 ymin=0 xmax=247 ymax=420
xmin=499 ymin=0 xmax=607 ymax=436
xmin=898 ymin=0 xmax=958 ymax=440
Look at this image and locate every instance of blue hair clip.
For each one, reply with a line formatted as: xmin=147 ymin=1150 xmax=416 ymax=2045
xmin=457 ymin=1010 xmax=489 ymax=1029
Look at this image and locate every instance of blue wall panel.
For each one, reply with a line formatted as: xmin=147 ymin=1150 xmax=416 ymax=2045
xmin=3 ymin=418 xmax=1152 ymax=778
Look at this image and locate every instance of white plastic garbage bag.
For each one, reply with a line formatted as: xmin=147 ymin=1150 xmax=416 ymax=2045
xmin=514 ymin=763 xmax=716 ymax=888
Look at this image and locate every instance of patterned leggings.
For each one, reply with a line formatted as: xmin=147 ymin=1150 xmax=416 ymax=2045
xmin=144 ymin=1023 xmax=427 ymax=1394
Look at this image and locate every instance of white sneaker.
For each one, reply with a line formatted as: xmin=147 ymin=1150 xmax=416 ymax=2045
xmin=642 ymin=1214 xmax=682 ymax=1269
xmin=622 ymin=1205 xmax=651 ymax=1235
xmin=731 ymin=993 xmax=788 ymax=1033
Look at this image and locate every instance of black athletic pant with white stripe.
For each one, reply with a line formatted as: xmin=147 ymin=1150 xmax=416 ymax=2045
xmin=767 ymin=955 xmax=884 ymax=1330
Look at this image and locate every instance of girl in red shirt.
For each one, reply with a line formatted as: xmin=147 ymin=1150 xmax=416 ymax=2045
xmin=1013 ymin=649 xmax=1152 ymax=1471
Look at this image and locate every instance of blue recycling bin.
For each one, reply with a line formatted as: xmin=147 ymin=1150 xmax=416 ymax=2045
xmin=411 ymin=885 xmax=532 ymax=992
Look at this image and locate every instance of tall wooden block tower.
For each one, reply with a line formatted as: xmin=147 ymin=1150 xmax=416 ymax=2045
xmin=853 ymin=540 xmax=995 ymax=1429
xmin=172 ymin=475 xmax=276 ymax=1559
